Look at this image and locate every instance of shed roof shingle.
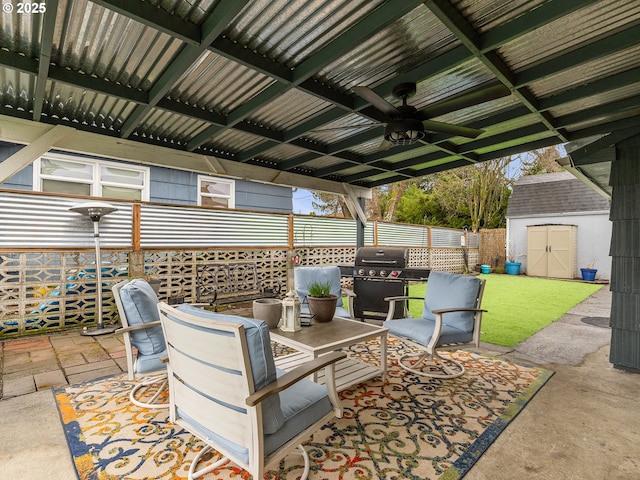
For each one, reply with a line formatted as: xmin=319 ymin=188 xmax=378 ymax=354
xmin=506 ymin=171 xmax=610 ymax=217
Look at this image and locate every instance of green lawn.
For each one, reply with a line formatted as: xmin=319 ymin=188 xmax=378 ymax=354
xmin=406 ymin=274 xmax=603 ymax=347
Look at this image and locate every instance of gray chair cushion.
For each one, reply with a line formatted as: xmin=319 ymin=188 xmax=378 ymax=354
xmin=120 ymin=279 xmax=165 ymax=356
xmin=177 ymin=368 xmax=332 ymax=465
xmin=175 ymin=304 xmax=285 ymax=435
xmin=384 ymin=317 xmax=474 ymax=346
xmin=295 ymin=266 xmax=344 ymax=314
xmin=421 ymin=271 xmax=480 ymax=333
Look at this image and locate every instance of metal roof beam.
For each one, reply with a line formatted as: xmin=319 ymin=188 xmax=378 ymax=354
xmin=538 ymin=68 xmax=640 ymax=112
xmin=424 ymin=0 xmax=567 ymax=144
xmin=91 ymin=0 xmax=201 ymax=45
xmin=32 ymin=0 xmax=58 ymax=121
xmin=567 ymin=126 xmax=640 ymax=165
xmin=480 ymin=0 xmax=602 ymax=51
xmin=187 ymin=0 xmax=424 ymax=150
xmin=120 ymin=0 xmax=251 ymax=138
xmin=515 ymin=25 xmax=640 ymax=88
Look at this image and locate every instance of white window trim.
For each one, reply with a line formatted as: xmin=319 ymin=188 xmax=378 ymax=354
xmin=197 ymin=175 xmax=235 ymax=208
xmin=33 ymin=153 xmax=150 ymax=201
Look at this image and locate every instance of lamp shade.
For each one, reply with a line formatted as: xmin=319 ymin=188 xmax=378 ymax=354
xmin=69 ymin=201 xmax=118 ymax=221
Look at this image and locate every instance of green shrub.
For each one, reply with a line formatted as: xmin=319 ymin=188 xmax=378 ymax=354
xmin=307 ymin=281 xmax=332 ymax=297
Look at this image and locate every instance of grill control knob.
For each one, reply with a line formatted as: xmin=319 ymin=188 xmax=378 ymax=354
xmin=380 ymin=270 xmax=387 ymax=277
xmin=358 ymin=268 xmax=365 ymax=275
xmin=369 ymin=270 xmax=376 ymax=276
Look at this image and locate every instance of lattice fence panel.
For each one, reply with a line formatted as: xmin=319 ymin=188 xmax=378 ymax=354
xmin=0 ymin=250 xmax=129 ymax=337
xmin=408 ymin=248 xmax=430 ymax=267
xmin=142 ymin=248 xmax=290 ymax=302
xmin=297 ymin=247 xmax=356 ymax=267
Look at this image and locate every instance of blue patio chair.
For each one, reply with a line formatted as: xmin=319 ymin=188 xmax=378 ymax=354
xmin=384 ymin=271 xmax=486 ymax=379
xmin=294 ymin=265 xmax=355 ymax=320
xmin=112 ymin=279 xmax=169 ymax=408
xmin=158 ymin=303 xmax=345 ymax=480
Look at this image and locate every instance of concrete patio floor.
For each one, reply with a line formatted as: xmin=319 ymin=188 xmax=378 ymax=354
xmin=1 ymin=286 xmax=639 ymax=479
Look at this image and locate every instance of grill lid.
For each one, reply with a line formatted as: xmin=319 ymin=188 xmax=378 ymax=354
xmin=355 ymin=247 xmax=407 ymax=267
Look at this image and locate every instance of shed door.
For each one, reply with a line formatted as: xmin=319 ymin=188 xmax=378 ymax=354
xmin=548 ymin=225 xmax=574 ymax=278
xmin=527 ymin=226 xmax=549 ymax=276
xmin=527 ymin=225 xmax=577 ymax=279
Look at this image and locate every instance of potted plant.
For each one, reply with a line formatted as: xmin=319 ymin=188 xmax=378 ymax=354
xmin=306 ymin=281 xmax=338 ymax=323
xmin=505 ymin=245 xmax=524 ymax=275
xmin=580 ymin=259 xmax=598 ymax=281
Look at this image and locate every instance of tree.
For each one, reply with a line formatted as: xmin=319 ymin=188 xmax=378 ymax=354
xmin=519 ymin=147 xmax=563 ymax=175
xmin=310 ymin=191 xmax=352 ymax=218
xmin=465 ymin=157 xmax=512 ymax=231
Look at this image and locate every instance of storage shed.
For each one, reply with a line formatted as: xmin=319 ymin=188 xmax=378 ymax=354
xmin=506 ymin=171 xmax=611 ymax=280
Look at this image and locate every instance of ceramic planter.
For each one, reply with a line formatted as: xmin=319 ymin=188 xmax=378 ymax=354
xmin=307 ymin=294 xmax=338 ymax=323
xmin=253 ymin=298 xmax=283 ymax=328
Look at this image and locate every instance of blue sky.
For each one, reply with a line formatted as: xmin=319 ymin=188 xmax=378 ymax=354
xmin=293 ymin=188 xmax=316 ymax=214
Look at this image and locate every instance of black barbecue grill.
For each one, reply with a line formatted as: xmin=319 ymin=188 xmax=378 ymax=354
xmin=341 ymin=247 xmax=430 ymax=322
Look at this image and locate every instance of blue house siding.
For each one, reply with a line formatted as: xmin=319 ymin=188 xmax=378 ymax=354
xmin=0 ymin=142 xmax=31 ymax=190
xmin=0 ymin=143 xmax=292 ymax=212
xmin=236 ymin=180 xmax=292 ymax=212
xmin=151 ymin=167 xmax=199 ymax=205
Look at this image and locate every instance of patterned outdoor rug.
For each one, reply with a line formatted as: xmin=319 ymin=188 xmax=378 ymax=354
xmin=54 ymin=338 xmax=553 ymax=479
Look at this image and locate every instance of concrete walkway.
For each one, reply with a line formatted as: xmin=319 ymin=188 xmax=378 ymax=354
xmin=2 ymin=286 xmax=640 ymax=479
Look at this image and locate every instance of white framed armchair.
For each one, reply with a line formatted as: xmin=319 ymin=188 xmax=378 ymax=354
xmin=112 ymin=279 xmax=169 ymax=408
xmin=157 ymin=303 xmax=345 ymax=480
xmin=384 ymin=271 xmax=486 ymax=379
xmin=294 ymin=265 xmax=355 ymax=319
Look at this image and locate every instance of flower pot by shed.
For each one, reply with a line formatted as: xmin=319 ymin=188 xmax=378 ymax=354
xmin=307 ymin=294 xmax=338 ymax=323
xmin=580 ymin=268 xmax=597 ymax=281
xmin=505 ymin=261 xmax=521 ymax=275
xmin=480 ymin=264 xmax=491 ymax=274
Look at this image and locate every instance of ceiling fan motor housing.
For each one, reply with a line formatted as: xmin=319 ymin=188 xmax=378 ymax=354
xmin=384 ymin=117 xmax=425 ymax=145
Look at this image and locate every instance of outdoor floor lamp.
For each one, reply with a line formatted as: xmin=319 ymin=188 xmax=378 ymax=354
xmin=68 ymin=201 xmax=118 ymax=336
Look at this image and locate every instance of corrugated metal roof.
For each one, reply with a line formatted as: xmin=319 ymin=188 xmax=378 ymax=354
xmin=0 ymin=0 xmax=638 ymax=191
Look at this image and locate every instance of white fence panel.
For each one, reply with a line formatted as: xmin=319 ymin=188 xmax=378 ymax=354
xmin=140 ymin=205 xmax=289 ymax=247
xmin=377 ymin=222 xmax=430 ymax=247
xmin=0 ymin=192 xmax=132 ymax=248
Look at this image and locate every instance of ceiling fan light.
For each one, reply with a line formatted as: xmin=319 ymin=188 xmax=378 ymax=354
xmin=384 ymin=119 xmax=425 ymax=146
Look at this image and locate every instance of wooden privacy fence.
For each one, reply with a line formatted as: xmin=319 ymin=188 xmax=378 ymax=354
xmin=479 ymin=228 xmax=506 ymax=268
xmin=0 ymin=190 xmax=479 ymax=338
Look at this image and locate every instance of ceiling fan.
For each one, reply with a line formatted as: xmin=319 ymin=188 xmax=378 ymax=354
xmin=316 ymin=82 xmax=511 ymax=151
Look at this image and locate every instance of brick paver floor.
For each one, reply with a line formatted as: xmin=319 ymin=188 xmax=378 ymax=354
xmin=0 ymin=329 xmax=127 ymax=399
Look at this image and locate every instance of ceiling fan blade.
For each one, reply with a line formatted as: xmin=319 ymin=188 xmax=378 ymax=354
xmin=353 ymin=86 xmax=400 ymax=117
xmin=422 ymin=120 xmax=484 ymax=139
xmin=310 ymin=123 xmax=384 ymax=133
xmin=418 ymin=84 xmax=511 ymax=119
xmin=376 ymin=138 xmax=392 ymax=152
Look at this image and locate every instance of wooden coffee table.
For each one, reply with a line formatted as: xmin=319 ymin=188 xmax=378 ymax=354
xmin=270 ymin=317 xmax=388 ymax=392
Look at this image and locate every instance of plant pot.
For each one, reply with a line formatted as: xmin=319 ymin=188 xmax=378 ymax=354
xmin=480 ymin=264 xmax=491 ymax=274
xmin=147 ymin=279 xmax=161 ymax=295
xmin=253 ymin=298 xmax=282 ymax=328
xmin=307 ymin=294 xmax=338 ymax=323
xmin=505 ymin=261 xmax=521 ymax=275
xmin=580 ymin=268 xmax=597 ymax=281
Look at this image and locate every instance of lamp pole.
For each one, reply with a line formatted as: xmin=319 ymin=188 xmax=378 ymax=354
xmin=69 ymin=201 xmax=118 ymax=336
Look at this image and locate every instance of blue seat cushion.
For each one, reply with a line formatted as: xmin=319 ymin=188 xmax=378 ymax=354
xmin=295 ymin=266 xmax=344 ymax=310
xmin=175 ymin=304 xmax=284 ymax=435
xmin=383 ymin=317 xmax=473 ymax=346
xmin=177 ymin=368 xmax=332 ymax=465
xmin=421 ymin=271 xmax=480 ymax=333
xmin=135 ymin=349 xmax=167 ymax=374
xmin=120 ymin=279 xmax=164 ymax=356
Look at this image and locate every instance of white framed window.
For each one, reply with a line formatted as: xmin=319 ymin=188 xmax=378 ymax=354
xmin=198 ymin=175 xmax=235 ymax=208
xmin=33 ymin=153 xmax=150 ymax=201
